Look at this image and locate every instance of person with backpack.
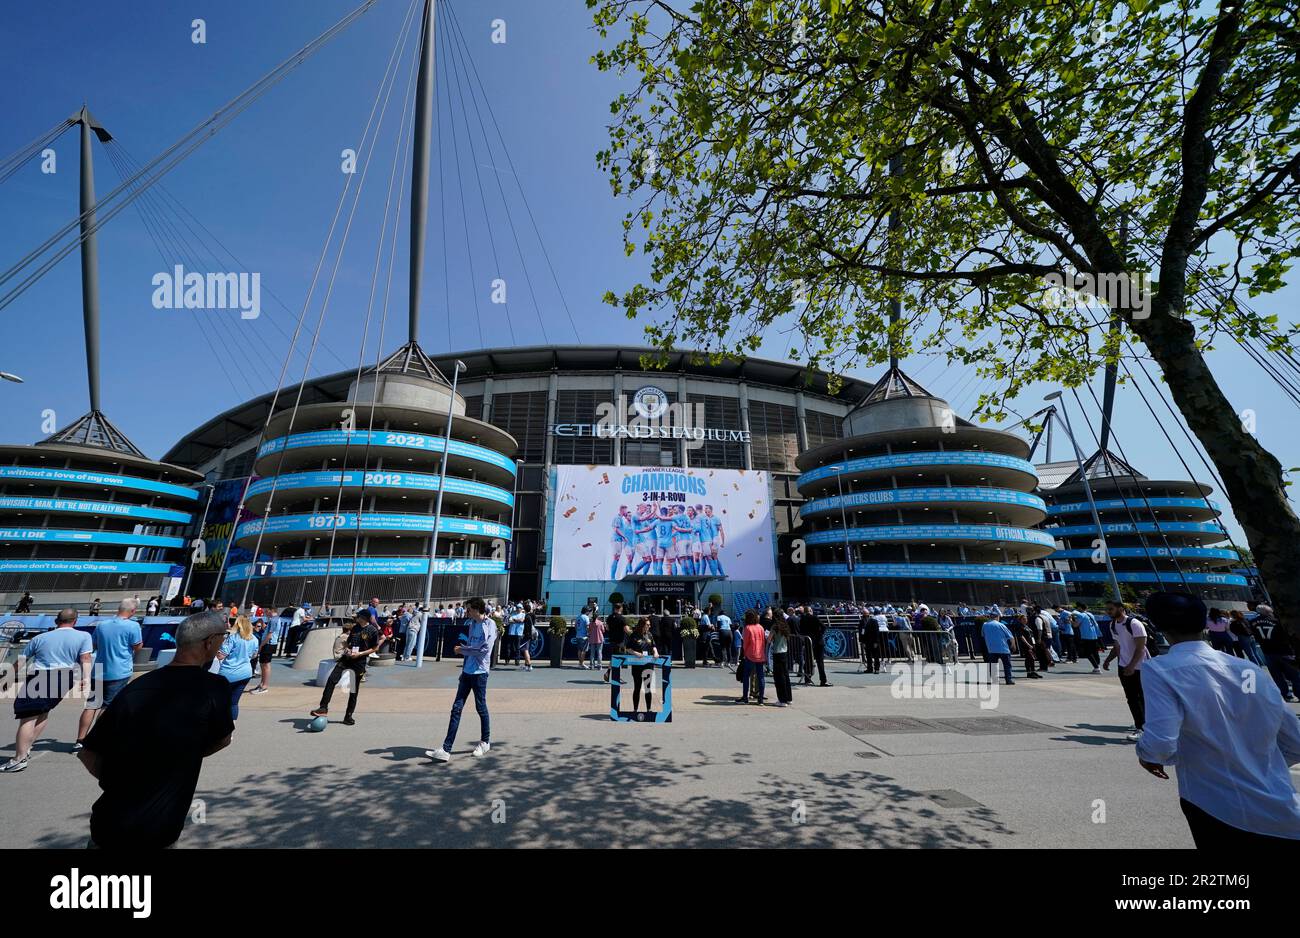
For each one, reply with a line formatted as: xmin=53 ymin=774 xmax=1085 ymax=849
xmin=1103 ymin=600 xmax=1151 ymax=742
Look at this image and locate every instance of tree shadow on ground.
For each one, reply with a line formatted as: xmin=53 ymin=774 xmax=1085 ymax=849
xmin=31 ymin=734 xmax=1015 ymax=849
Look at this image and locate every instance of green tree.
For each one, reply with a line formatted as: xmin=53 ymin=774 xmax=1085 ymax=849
xmin=589 ymin=0 xmax=1300 ymax=633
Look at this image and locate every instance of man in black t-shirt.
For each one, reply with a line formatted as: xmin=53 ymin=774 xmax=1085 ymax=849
xmin=1253 ymin=605 xmax=1300 ymax=701
xmin=800 ymin=606 xmax=831 ymax=686
xmin=656 ymin=613 xmax=676 ymax=662
xmin=312 ymin=610 xmax=380 ymax=725
xmin=79 ymin=610 xmax=233 ymax=849
xmin=603 ymin=604 xmax=628 ymax=682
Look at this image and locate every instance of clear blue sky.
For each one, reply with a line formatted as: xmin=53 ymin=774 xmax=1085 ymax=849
xmin=0 ymin=0 xmax=1295 ymax=547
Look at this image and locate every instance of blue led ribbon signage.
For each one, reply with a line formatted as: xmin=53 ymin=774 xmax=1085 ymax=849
xmin=0 ymin=496 xmax=191 ymax=524
xmin=258 ymin=430 xmax=516 ymax=474
xmin=807 ymin=562 xmax=1050 ymax=583
xmin=798 ymin=451 xmax=1035 ymax=486
xmin=803 ymin=524 xmax=1055 ymax=548
xmin=0 ymin=528 xmax=185 ymax=548
xmin=0 ymin=465 xmax=198 ymax=500
xmin=1048 ymin=497 xmax=1217 ymax=515
xmin=801 ymin=487 xmax=1045 ymax=515
xmin=236 ymin=513 xmax=511 ymax=540
xmin=245 ymin=471 xmax=513 ymax=507
xmin=0 ymin=560 xmax=175 ymax=574
xmin=226 ymin=555 xmax=508 ymax=581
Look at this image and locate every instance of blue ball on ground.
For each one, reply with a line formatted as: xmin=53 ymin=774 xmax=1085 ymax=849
xmin=307 ymin=715 xmax=328 ymax=732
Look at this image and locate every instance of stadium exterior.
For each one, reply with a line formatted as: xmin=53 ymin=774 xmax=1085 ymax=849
xmin=795 ymin=367 xmax=1066 ymax=607
xmin=164 ymin=345 xmax=874 ymax=615
xmin=0 ymin=420 xmax=203 ymax=610
xmin=1035 ymin=450 xmax=1251 ymax=605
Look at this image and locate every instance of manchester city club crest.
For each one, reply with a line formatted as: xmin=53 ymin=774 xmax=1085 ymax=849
xmin=631 ymin=385 xmax=669 ymax=420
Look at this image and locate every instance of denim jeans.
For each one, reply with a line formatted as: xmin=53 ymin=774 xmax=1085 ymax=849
xmin=719 ymin=632 xmax=734 ymax=664
xmin=740 ymin=658 xmax=766 ymax=701
xmin=984 ymin=652 xmax=1013 ymax=684
xmin=1240 ymin=637 xmax=1266 ymax=667
xmin=442 ymin=671 xmax=490 ymax=751
xmin=228 ymin=678 xmax=251 ymax=720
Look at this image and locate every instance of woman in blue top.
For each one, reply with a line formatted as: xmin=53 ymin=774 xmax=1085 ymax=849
xmin=216 ymin=615 xmax=260 ymax=720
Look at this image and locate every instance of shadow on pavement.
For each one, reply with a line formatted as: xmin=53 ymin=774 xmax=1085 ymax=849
xmin=38 ymin=735 xmax=1015 ymax=849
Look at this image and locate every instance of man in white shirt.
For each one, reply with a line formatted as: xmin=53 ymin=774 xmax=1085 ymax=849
xmin=1103 ymin=600 xmax=1148 ymax=741
xmin=1136 ymin=591 xmax=1300 ymax=846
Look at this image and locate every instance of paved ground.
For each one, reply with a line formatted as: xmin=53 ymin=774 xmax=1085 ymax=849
xmin=3 ymin=654 xmax=1298 ymax=848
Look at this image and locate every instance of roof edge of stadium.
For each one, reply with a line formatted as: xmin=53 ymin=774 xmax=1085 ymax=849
xmin=162 ymin=344 xmax=876 ymax=468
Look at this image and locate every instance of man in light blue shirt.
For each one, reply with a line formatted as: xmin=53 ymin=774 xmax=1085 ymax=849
xmin=76 ymin=597 xmax=144 ymax=750
xmin=1136 ymin=591 xmax=1300 ymax=846
xmin=428 ymin=597 xmax=497 ymax=762
xmin=575 ymin=607 xmax=591 ymax=669
xmin=716 ymin=611 xmax=734 ymax=668
xmin=1055 ymin=605 xmax=1077 ymax=663
xmin=3 ymin=608 xmax=94 ymax=773
xmin=980 ymin=616 xmax=1015 ymax=685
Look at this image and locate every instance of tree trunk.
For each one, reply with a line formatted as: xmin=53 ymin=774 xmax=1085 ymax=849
xmin=1131 ymin=310 xmax=1300 ymax=638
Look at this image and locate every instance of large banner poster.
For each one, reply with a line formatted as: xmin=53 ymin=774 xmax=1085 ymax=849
xmin=551 ymin=466 xmax=777 ymax=582
xmin=199 ymin=477 xmax=260 ymax=572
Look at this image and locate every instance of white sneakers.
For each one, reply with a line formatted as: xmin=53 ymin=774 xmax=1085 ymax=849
xmin=1126 ymin=729 xmax=1143 ymax=742
xmin=426 ymin=743 xmax=491 ymax=761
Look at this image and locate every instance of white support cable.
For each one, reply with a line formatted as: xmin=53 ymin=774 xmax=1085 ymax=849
xmin=1074 ymin=377 xmax=1194 ymax=578
xmin=0 ymin=0 xmax=381 ymax=293
xmin=318 ymin=12 xmax=423 ymax=610
xmin=236 ymin=0 xmax=424 ymax=611
xmin=210 ymin=0 xmax=420 ymax=601
xmin=107 ymin=141 xmax=352 ymax=374
xmin=0 ymin=117 xmax=75 ymax=185
xmin=442 ymin=1 xmax=583 ymax=343
xmin=443 ymin=7 xmax=552 ymax=345
xmin=102 ymin=143 xmax=288 ymax=384
xmin=441 ymin=23 xmax=517 ymax=345
xmin=100 ymin=143 xmax=256 ymax=399
xmin=439 ymin=29 xmax=487 ymax=349
xmin=346 ymin=19 xmax=423 ymax=611
xmin=1065 ymin=383 xmax=1191 ymax=591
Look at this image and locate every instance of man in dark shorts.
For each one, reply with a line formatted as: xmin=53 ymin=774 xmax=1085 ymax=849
xmin=2 ymin=608 xmax=93 ymax=773
xmin=78 ymin=610 xmax=233 ymax=847
xmin=311 ymin=609 xmax=380 ymax=725
xmin=602 ymin=603 xmax=627 ymax=682
xmin=249 ymin=615 xmax=276 ymax=695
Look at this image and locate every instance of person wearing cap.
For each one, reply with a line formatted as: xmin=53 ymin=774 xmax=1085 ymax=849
xmin=310 ymin=609 xmax=380 ymax=726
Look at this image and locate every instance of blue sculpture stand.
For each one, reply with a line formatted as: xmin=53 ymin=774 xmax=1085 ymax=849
xmin=609 ymin=654 xmax=672 ymax=723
